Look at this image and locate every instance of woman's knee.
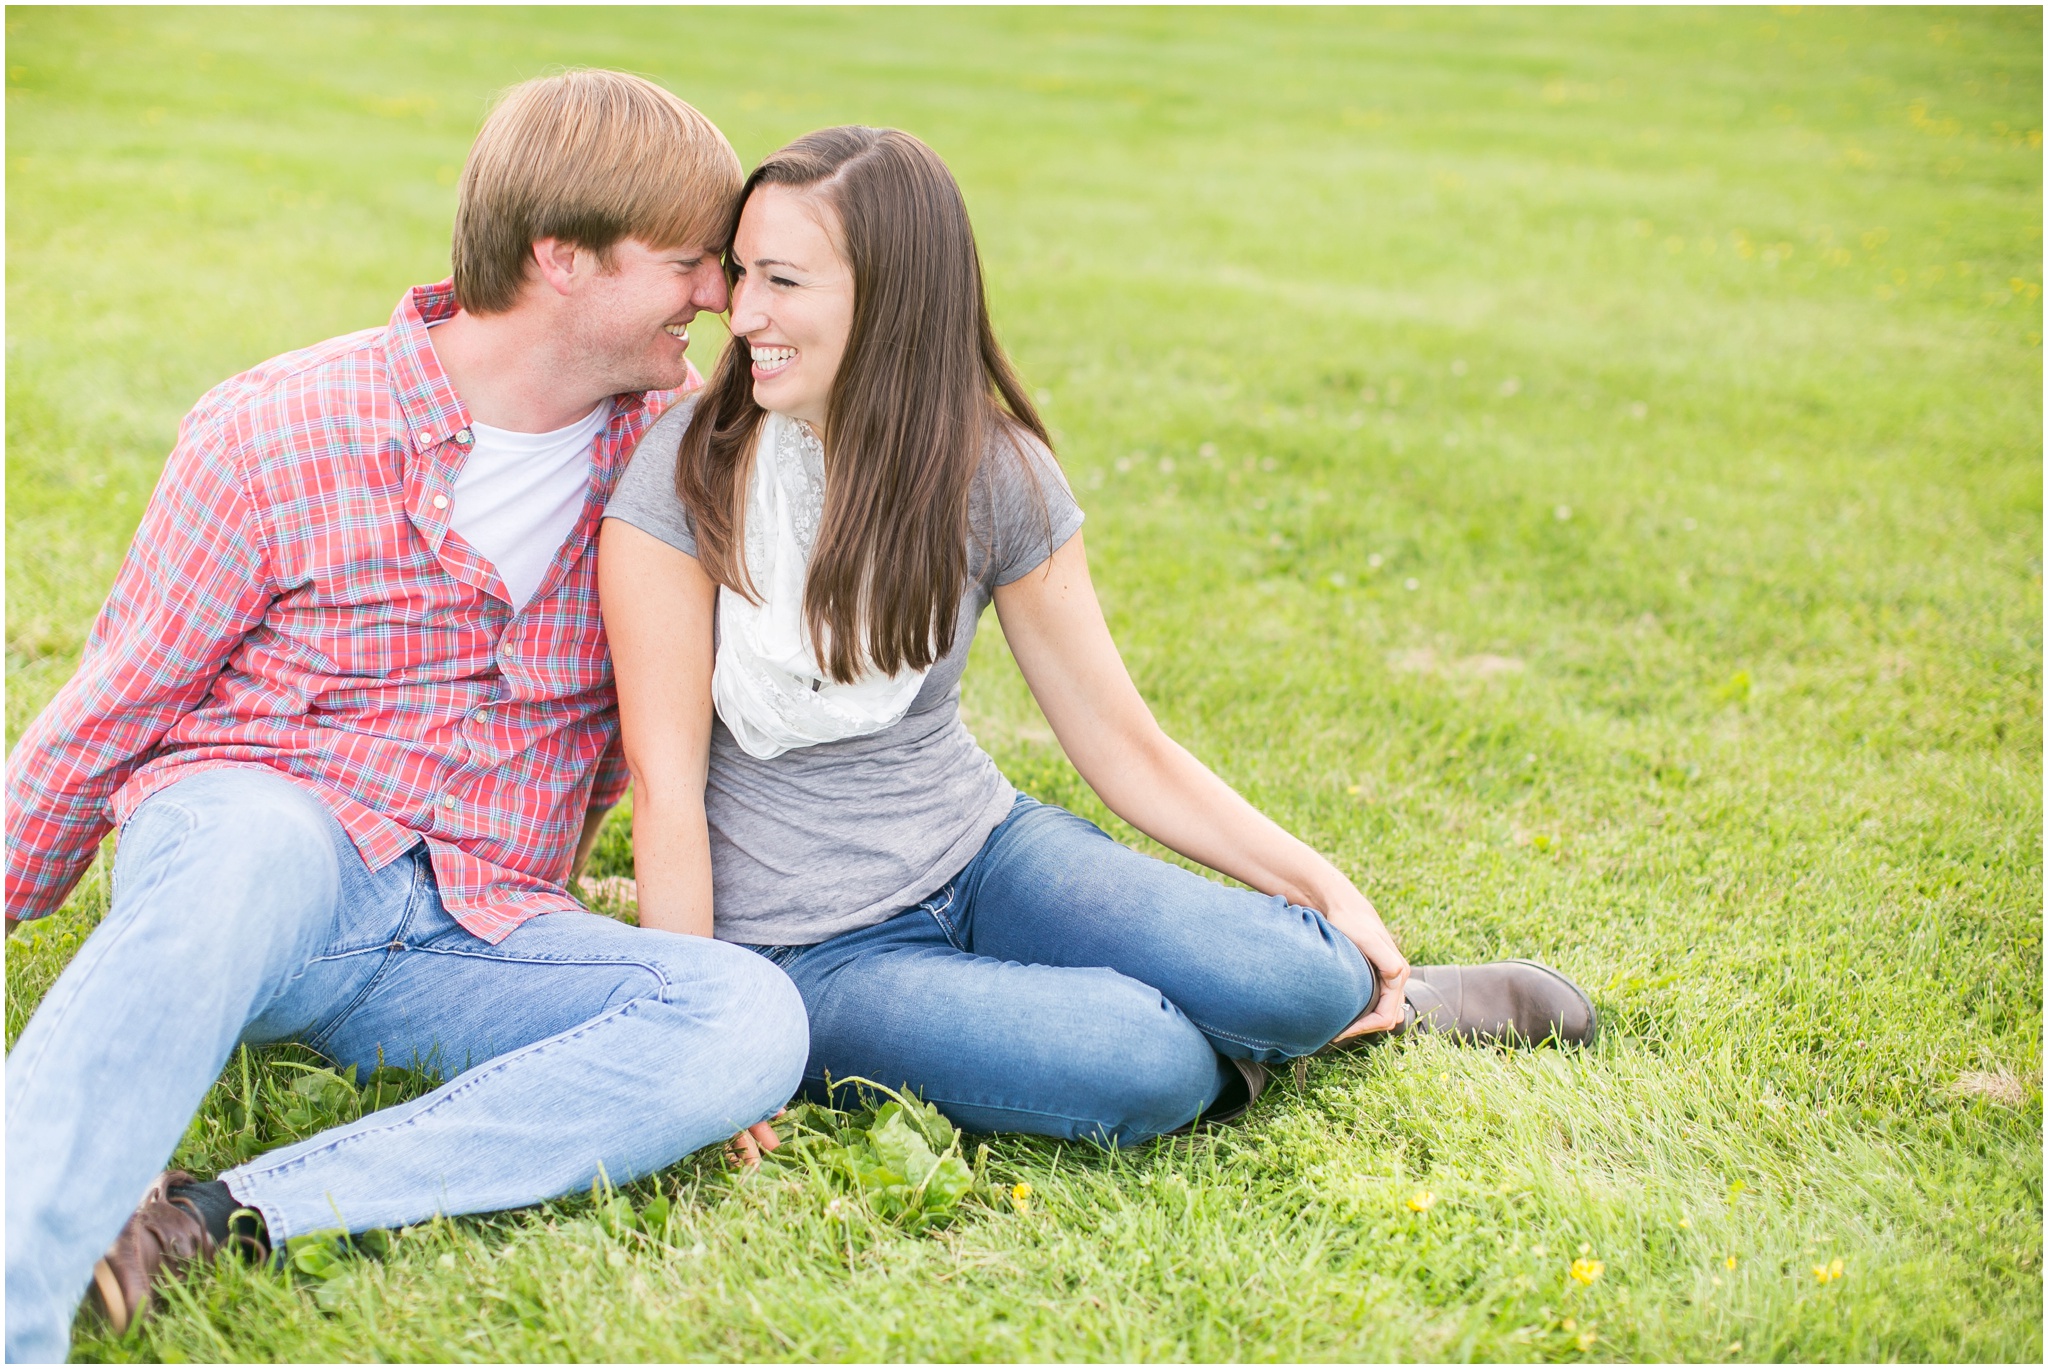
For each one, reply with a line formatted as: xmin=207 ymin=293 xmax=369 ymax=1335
xmin=1222 ymin=906 xmax=1378 ymax=1057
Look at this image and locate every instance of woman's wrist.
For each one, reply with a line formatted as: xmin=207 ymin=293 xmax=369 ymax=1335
xmin=1281 ymin=845 xmax=1370 ymax=919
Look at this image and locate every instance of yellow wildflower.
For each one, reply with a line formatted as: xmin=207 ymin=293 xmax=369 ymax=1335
xmin=1569 ymin=1257 xmax=1605 ymax=1285
xmin=1009 ymin=1183 xmax=1032 ymax=1214
xmin=1813 ymin=1257 xmax=1844 ymax=1283
xmin=1406 ymin=1190 xmax=1437 ymax=1212
xmin=1725 ymin=1255 xmax=1738 ymax=1270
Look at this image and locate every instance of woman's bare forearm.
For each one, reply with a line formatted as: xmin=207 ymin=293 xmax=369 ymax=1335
xmin=627 ymin=785 xmax=717 ymax=937
xmin=598 ymin=519 xmax=721 ymax=939
xmin=1080 ymin=726 xmax=1361 ymax=914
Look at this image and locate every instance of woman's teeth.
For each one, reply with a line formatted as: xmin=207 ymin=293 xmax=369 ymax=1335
xmin=753 ymin=346 xmax=797 ymax=372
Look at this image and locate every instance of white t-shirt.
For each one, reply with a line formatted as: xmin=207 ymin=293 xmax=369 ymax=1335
xmin=449 ymin=401 xmax=613 ymax=611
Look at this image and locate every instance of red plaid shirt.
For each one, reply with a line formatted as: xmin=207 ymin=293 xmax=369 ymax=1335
xmin=5 ymin=281 xmax=686 ymax=941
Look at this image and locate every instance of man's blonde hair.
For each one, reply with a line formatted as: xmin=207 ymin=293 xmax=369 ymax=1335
xmin=452 ymin=69 xmax=742 ymax=314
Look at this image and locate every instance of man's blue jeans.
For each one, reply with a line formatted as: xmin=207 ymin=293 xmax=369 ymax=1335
xmin=749 ymin=796 xmax=1378 ymax=1148
xmin=4 ymin=767 xmax=808 ymax=1364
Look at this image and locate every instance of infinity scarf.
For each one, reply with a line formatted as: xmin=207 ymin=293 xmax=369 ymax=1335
xmin=710 ymin=411 xmax=930 ymax=759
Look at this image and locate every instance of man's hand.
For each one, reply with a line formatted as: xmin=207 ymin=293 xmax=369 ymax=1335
xmin=1322 ymin=892 xmax=1410 ymax=1040
xmin=725 ymin=1113 xmax=783 ymax=1169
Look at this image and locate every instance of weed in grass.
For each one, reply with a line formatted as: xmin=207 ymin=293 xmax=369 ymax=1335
xmin=767 ymin=1081 xmax=988 ymax=1235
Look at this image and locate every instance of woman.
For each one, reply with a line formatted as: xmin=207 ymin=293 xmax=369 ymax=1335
xmin=600 ymin=127 xmax=1593 ymax=1148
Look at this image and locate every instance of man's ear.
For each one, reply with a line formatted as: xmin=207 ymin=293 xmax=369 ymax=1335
xmin=529 ymin=237 xmax=583 ymax=298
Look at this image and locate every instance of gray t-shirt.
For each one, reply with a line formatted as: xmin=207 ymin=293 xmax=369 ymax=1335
xmin=603 ymin=399 xmax=1084 ymax=946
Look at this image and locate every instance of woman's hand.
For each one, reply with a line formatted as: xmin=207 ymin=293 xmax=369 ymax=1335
xmin=726 ymin=1114 xmax=784 ymax=1168
xmin=1318 ymin=887 xmax=1411 ymax=1038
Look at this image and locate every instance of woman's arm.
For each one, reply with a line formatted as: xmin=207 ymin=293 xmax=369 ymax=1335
xmin=597 ymin=518 xmax=719 ymax=938
xmin=994 ymin=531 xmax=1410 ymax=1036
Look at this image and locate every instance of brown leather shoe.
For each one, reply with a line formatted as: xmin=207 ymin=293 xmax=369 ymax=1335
xmin=1403 ymin=960 xmax=1598 ymax=1047
xmin=88 ymin=1170 xmax=216 ymax=1334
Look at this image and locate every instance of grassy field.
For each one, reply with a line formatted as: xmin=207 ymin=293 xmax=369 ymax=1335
xmin=5 ymin=4 xmax=2041 ymax=1361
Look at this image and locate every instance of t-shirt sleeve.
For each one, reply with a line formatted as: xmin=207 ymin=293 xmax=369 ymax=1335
xmin=603 ymin=399 xmax=699 ymax=557
xmin=986 ymin=425 xmax=1085 ymax=586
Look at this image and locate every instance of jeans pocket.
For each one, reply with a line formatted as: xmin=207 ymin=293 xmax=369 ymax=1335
xmin=920 ymin=884 xmax=963 ymax=948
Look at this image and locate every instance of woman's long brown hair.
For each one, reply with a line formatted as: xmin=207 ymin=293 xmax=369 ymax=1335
xmin=674 ymin=126 xmax=1051 ymax=684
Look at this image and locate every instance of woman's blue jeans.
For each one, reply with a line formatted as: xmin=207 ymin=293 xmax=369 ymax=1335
xmin=4 ymin=766 xmax=809 ymax=1364
xmin=746 ymin=796 xmax=1378 ymax=1148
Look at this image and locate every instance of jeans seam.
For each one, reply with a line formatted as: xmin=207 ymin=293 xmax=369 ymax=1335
xmin=302 ymin=856 xmax=431 ymax=1057
xmin=387 ymin=943 xmax=676 ymax=987
xmin=1183 ymin=1018 xmax=1304 ymax=1057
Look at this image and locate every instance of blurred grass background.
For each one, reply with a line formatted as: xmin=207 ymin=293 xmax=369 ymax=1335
xmin=5 ymin=5 xmax=2041 ymax=1362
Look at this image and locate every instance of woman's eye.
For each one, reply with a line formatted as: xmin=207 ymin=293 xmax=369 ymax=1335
xmin=770 ymin=275 xmax=798 ymax=289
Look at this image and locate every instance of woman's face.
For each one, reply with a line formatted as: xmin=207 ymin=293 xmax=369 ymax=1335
xmin=727 ymin=183 xmax=855 ymax=429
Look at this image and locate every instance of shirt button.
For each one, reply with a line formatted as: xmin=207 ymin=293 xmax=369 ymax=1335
xmin=456 ymin=428 xmax=473 ymax=445
xmin=432 ymin=494 xmax=449 ymax=510
xmin=415 ymin=433 xmax=432 ymax=450
xmin=440 ymin=794 xmax=456 ymax=809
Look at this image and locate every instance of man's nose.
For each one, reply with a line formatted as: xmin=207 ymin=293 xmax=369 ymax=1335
xmin=696 ymin=265 xmax=731 ymax=315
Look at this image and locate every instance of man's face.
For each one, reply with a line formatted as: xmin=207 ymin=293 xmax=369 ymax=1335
xmin=563 ymin=237 xmax=730 ymax=395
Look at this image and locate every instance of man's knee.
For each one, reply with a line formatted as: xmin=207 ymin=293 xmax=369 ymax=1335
xmin=120 ymin=768 xmax=341 ymax=908
xmin=652 ymin=939 xmax=809 ymax=1110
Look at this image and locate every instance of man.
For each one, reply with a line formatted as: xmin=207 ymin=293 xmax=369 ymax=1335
xmin=4 ymin=70 xmax=806 ymax=1362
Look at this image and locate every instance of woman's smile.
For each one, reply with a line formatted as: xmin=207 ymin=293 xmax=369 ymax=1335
xmin=750 ymin=344 xmax=798 ymax=378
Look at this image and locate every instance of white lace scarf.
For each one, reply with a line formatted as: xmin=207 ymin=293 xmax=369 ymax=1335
xmin=710 ymin=411 xmax=930 ymax=759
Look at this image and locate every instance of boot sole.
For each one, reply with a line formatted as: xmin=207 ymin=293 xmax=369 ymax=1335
xmin=90 ymin=1257 xmax=133 ymax=1334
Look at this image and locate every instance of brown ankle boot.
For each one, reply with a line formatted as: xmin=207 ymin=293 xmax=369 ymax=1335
xmin=1402 ymin=960 xmax=1598 ymax=1047
xmin=88 ymin=1170 xmax=217 ymax=1334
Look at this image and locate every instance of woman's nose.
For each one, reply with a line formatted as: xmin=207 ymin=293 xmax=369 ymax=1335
xmin=727 ymin=279 xmax=766 ymax=335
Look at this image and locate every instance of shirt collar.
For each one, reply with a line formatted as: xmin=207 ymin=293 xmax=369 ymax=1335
xmin=386 ymin=280 xmax=654 ymax=456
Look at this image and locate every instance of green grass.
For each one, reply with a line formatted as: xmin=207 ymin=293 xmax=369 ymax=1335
xmin=6 ymin=4 xmax=2040 ymax=1361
